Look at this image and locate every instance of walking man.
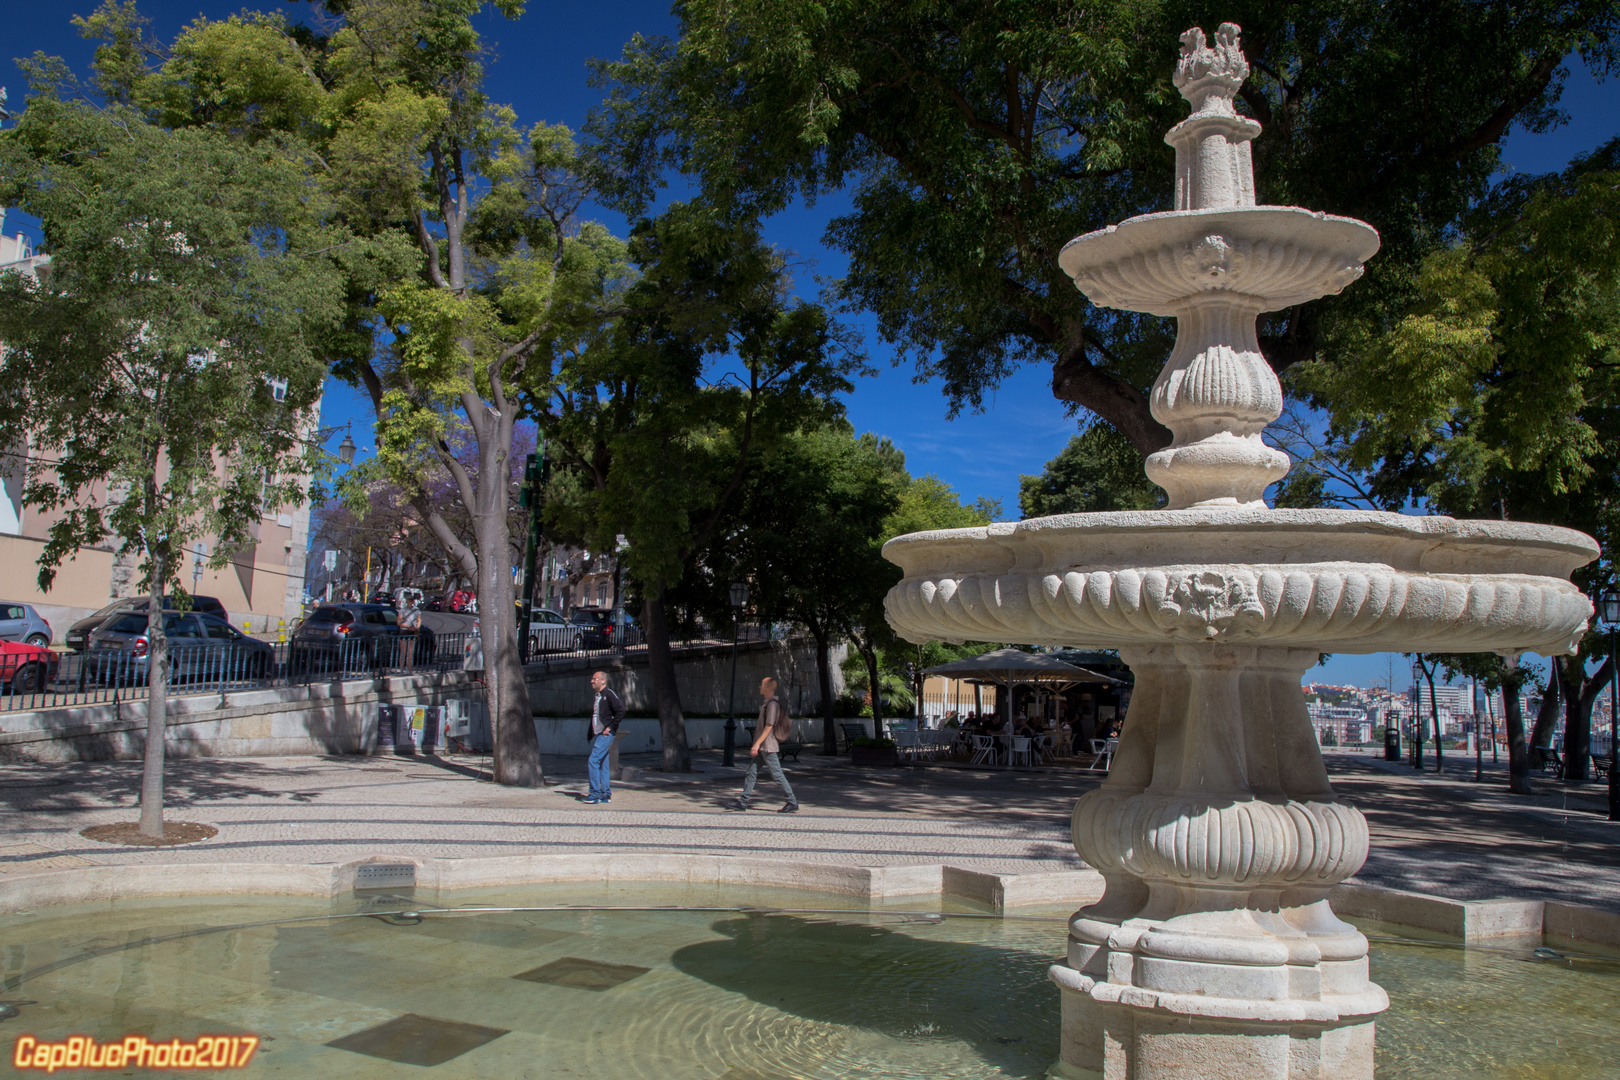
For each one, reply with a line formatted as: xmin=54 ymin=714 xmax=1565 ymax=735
xmin=585 ymin=670 xmax=624 ymax=804
xmin=729 ymin=675 xmax=799 ymax=813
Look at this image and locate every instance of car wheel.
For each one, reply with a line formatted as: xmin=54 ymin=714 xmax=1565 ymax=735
xmin=25 ymin=634 xmax=48 ymax=648
xmin=13 ymin=661 xmax=44 ymax=694
xmin=252 ymin=653 xmax=269 ymax=679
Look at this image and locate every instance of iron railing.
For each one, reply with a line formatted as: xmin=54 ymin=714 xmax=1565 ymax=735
xmin=0 ymin=623 xmax=786 ymax=713
xmin=0 ymin=633 xmax=473 ymax=714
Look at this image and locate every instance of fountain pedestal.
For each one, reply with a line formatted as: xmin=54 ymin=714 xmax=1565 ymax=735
xmin=880 ymin=22 xmax=1599 ymax=1080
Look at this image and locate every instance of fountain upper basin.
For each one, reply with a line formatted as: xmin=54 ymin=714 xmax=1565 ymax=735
xmin=882 ymin=508 xmax=1597 ymax=655
xmin=1058 ymin=206 xmax=1380 ymax=314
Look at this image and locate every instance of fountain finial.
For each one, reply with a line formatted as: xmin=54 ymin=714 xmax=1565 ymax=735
xmin=1174 ymin=23 xmax=1248 ymax=117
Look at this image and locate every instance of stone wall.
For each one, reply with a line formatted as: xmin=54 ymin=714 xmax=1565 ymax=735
xmin=525 ymin=636 xmax=845 ymax=717
xmin=0 ymin=636 xmax=850 ymax=763
xmin=0 ymin=672 xmax=480 ymax=763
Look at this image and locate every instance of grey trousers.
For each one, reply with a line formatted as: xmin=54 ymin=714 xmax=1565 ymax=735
xmin=741 ymin=751 xmax=796 ymax=805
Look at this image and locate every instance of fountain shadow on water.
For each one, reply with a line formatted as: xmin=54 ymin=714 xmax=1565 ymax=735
xmin=671 ymin=913 xmax=1061 ymax=1079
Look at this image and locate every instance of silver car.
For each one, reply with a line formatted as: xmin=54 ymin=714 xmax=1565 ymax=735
xmin=87 ymin=610 xmax=273 ymax=685
xmin=527 ymin=607 xmax=583 ymax=653
xmin=0 ymin=602 xmax=53 ymax=647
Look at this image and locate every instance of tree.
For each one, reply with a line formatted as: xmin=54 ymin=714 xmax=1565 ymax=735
xmin=1293 ymin=138 xmax=1620 ymax=782
xmin=1019 ymin=421 xmax=1163 ymax=518
xmin=0 ymin=94 xmax=341 ymax=837
xmin=539 ymin=206 xmax=856 ymax=770
xmin=1432 ymin=652 xmax=1542 ymax=794
xmin=588 ymin=1 xmax=1619 ymax=454
xmin=729 ymin=424 xmax=902 ymax=753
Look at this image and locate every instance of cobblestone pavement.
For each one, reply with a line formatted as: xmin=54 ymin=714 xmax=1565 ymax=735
xmin=0 ymin=748 xmax=1616 ymax=908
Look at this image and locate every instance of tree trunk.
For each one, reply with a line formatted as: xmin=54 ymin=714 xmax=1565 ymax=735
xmin=1424 ymin=669 xmax=1443 ymax=773
xmin=479 ymin=437 xmax=544 ymax=788
xmin=642 ymin=589 xmax=691 ymax=771
xmin=1559 ymin=654 xmax=1613 ymax=784
xmin=1529 ymin=668 xmax=1561 ymax=768
xmin=138 ymin=553 xmax=169 ymax=839
xmin=1502 ymin=669 xmax=1533 ymax=795
xmin=813 ymin=625 xmax=836 ymax=755
xmin=862 ymin=640 xmax=884 ymax=735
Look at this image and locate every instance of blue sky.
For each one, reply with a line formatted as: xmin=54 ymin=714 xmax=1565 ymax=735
xmin=8 ymin=1 xmax=1617 ymax=690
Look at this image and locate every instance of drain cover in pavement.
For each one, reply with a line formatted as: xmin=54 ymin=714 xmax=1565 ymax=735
xmin=512 ymin=956 xmax=650 ymax=990
xmin=326 ymin=1013 xmax=507 ymax=1065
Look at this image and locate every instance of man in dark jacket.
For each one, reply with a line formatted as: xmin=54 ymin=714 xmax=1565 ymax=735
xmin=585 ymin=670 xmax=625 ymax=804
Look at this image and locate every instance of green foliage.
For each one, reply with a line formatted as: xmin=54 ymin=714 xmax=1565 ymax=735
xmin=1289 ymin=137 xmax=1620 ymax=602
xmin=589 ymin=0 xmax=1620 ymax=453
xmin=0 ymin=93 xmax=344 ymax=593
xmin=1019 ymin=422 xmax=1163 ymax=517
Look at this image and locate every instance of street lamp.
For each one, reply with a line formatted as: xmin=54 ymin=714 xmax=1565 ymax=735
xmin=1411 ymin=660 xmax=1425 ymax=770
xmin=1599 ymin=587 xmax=1620 ymax=822
xmin=337 ymin=434 xmax=357 ymax=464
xmin=722 ymin=580 xmax=749 ymax=767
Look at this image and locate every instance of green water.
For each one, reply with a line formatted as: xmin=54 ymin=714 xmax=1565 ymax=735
xmin=1 ymin=885 xmax=1616 ymax=1079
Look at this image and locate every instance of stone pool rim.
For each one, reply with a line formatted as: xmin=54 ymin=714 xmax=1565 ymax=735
xmin=1 ymin=852 xmax=1616 ymax=952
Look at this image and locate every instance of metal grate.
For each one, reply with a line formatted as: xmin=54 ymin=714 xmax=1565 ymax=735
xmin=512 ymin=956 xmax=650 ymax=991
xmin=325 ymin=1013 xmax=507 ymax=1066
xmin=353 ymin=863 xmax=417 ymax=890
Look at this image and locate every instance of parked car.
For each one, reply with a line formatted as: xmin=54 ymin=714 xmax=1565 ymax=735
xmin=447 ymin=589 xmax=476 ymax=614
xmin=527 ymin=608 xmax=584 ymax=654
xmin=422 ymin=595 xmax=445 ymax=612
xmin=290 ymin=603 xmax=438 ymax=672
xmin=0 ymin=602 xmax=53 ymax=648
xmin=567 ymin=607 xmax=639 ymax=649
xmin=64 ymin=595 xmax=227 ymax=653
xmin=86 ymin=610 xmax=273 ymax=686
xmin=0 ymin=640 xmax=59 ymax=694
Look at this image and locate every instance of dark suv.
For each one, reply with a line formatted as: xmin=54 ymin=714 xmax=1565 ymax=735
xmin=290 ymin=603 xmax=437 ymax=672
xmin=65 ymin=595 xmax=228 ymax=653
xmin=567 ymin=607 xmax=639 ymax=648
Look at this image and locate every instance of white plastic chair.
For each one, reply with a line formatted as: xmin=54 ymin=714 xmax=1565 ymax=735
xmin=1009 ymin=736 xmax=1034 ymax=768
xmin=1101 ymin=737 xmax=1118 ymax=771
xmin=895 ymin=730 xmax=920 ymax=761
xmin=969 ymin=734 xmax=997 ymax=766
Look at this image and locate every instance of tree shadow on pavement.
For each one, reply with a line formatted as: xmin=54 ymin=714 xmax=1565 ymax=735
xmin=0 ymin=756 xmax=347 ymax=816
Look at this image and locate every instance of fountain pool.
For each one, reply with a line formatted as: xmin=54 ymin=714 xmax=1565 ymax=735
xmin=2 ymin=885 xmax=1616 ymax=1078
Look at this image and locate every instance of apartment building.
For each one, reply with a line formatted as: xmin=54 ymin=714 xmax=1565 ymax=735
xmin=0 ymin=212 xmax=315 ymax=640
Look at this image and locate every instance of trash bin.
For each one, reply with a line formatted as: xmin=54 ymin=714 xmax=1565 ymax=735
xmin=1383 ymin=724 xmax=1401 ymax=761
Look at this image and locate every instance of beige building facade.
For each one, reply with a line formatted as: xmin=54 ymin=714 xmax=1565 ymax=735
xmin=0 ymin=217 xmax=314 ymax=641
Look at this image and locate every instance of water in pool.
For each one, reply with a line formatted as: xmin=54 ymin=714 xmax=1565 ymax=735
xmin=1 ymin=884 xmax=1616 ymax=1078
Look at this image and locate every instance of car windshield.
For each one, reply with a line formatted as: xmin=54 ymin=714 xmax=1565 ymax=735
xmin=106 ymin=614 xmax=148 ymax=634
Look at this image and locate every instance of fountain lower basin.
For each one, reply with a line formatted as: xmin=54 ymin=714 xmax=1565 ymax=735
xmin=884 ymin=508 xmax=1597 ymax=655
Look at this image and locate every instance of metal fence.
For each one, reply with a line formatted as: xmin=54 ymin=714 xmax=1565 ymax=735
xmin=0 ymin=633 xmax=474 ymax=714
xmin=517 ymin=621 xmax=776 ymax=668
xmin=0 ymin=622 xmax=784 ymax=714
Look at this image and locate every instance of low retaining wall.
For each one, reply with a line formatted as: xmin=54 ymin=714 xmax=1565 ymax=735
xmin=2 ymin=854 xmax=1615 ymax=951
xmin=0 ymin=673 xmax=482 ymax=763
xmin=536 ymin=716 xmax=862 ymax=756
xmin=525 ymin=636 xmax=845 ymax=717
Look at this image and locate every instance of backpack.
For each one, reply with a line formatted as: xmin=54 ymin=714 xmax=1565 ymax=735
xmin=767 ymin=698 xmax=794 ymax=741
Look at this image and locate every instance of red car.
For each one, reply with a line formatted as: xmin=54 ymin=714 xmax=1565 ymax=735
xmin=448 ymin=589 xmax=477 ymax=613
xmin=0 ymin=640 xmax=58 ymax=694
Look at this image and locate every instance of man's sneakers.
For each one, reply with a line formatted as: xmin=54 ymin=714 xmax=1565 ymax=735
xmin=581 ymin=795 xmax=611 ymax=804
xmin=778 ymin=802 xmax=799 ymax=814
xmin=725 ymin=798 xmax=750 ymax=812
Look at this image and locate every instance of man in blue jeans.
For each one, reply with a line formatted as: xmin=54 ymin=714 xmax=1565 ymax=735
xmin=584 ymin=670 xmax=624 ymax=804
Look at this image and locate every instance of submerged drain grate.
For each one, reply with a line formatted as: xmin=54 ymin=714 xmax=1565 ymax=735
xmin=326 ymin=1013 xmax=507 ymax=1066
xmin=513 ymin=956 xmax=650 ymax=991
xmin=354 ymin=863 xmax=417 ymax=890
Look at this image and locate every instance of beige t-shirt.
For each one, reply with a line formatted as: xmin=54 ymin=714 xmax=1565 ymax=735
xmin=758 ymin=698 xmax=785 ymax=752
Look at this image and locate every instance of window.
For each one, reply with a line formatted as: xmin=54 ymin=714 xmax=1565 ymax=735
xmin=596 ymin=582 xmax=608 ymax=605
xmin=267 ymin=376 xmax=288 ymax=402
xmin=2 ymin=605 xmax=25 ymax=620
xmin=200 ymin=615 xmax=238 ymax=640
xmin=108 ymin=614 xmax=148 ymax=634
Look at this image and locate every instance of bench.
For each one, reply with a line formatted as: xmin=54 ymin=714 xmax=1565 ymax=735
xmin=1593 ymin=753 xmax=1614 ymax=780
xmin=741 ymin=725 xmax=806 ymax=762
xmin=839 ymin=722 xmax=868 ymax=754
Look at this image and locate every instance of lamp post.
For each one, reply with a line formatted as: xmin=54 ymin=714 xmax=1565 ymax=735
xmin=722 ymin=581 xmax=749 ymax=767
xmin=1411 ymin=660 xmax=1425 ymax=770
xmin=1599 ymin=588 xmax=1620 ymax=822
xmin=337 ymin=434 xmax=357 ymax=465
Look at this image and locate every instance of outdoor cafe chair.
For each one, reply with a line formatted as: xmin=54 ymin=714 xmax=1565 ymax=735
xmin=969 ymin=734 xmax=997 ymax=767
xmin=895 ymin=730 xmax=920 ymax=761
xmin=1009 ymin=736 xmax=1034 ymax=768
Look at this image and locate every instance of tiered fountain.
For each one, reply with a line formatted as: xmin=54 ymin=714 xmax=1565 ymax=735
xmin=882 ymin=24 xmax=1599 ymax=1080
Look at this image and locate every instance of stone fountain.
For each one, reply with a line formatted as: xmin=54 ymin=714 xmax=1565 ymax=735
xmin=882 ymin=23 xmax=1599 ymax=1080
